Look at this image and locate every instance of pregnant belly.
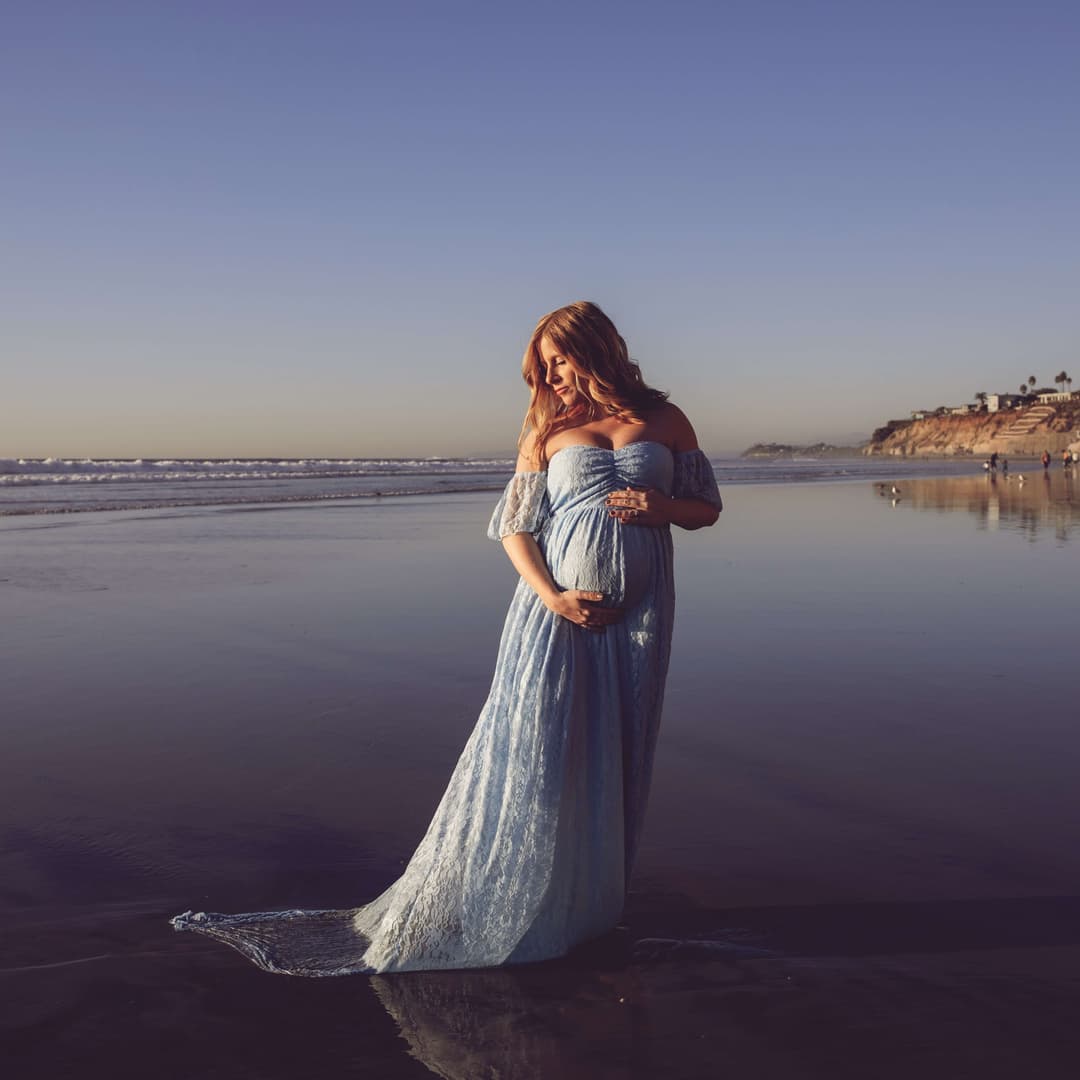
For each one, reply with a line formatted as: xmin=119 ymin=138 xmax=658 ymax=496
xmin=547 ymin=512 xmax=654 ymax=610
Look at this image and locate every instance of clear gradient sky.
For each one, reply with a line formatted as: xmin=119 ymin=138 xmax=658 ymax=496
xmin=3 ymin=1 xmax=1078 ymax=458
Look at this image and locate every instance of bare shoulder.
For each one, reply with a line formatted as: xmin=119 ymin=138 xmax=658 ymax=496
xmin=515 ymin=428 xmax=545 ymax=473
xmin=655 ymin=401 xmax=701 ymax=453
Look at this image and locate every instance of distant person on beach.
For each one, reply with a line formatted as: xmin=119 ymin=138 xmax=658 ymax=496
xmin=1042 ymin=450 xmax=1051 ymax=470
xmin=989 ymin=452 xmax=998 ymax=471
xmin=1063 ymin=449 xmax=1072 ymax=469
xmin=172 ymin=300 xmax=722 ymax=975
xmin=1002 ymin=457 xmax=1009 ymax=474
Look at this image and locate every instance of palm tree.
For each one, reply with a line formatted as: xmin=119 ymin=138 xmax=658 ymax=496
xmin=975 ymin=391 xmax=988 ymax=410
xmin=1019 ymin=383 xmax=1029 ymax=396
xmin=1055 ymin=370 xmax=1068 ymax=393
xmin=1028 ymin=375 xmax=1038 ymax=388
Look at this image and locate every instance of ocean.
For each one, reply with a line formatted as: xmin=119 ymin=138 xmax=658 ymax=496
xmin=1 ymin=454 xmax=999 ymax=516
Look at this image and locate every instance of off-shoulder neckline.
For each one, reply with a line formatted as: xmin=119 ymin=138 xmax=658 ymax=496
xmin=546 ymin=439 xmax=668 ymax=465
xmin=542 ymin=440 xmax=708 ymax=467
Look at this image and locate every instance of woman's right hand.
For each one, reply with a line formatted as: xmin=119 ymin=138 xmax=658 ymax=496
xmin=545 ymin=589 xmax=624 ymax=631
xmin=499 ymin=534 xmax=622 ymax=631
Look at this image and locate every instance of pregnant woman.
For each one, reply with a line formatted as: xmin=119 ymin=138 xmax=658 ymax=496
xmin=172 ymin=301 xmax=722 ymax=974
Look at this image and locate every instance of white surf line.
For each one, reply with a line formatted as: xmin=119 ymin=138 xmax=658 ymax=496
xmin=2 ymin=945 xmax=181 ymax=973
xmin=1 ymin=953 xmax=115 ymax=973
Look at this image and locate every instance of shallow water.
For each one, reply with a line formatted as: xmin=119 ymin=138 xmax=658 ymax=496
xmin=2 ymin=473 xmax=1078 ymax=1077
xmin=1 ymin=453 xmax=1006 ymax=516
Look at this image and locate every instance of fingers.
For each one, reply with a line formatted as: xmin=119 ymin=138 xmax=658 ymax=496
xmin=606 ymin=497 xmax=642 ymax=520
xmin=563 ymin=591 xmax=623 ymax=630
xmin=609 ymin=506 xmax=656 ymax=525
xmin=605 ymin=487 xmax=645 ymax=508
xmin=574 ymin=593 xmax=620 ymax=615
xmin=604 ymin=486 xmax=668 ymax=527
xmin=567 ymin=590 xmax=605 ymax=604
xmin=605 ymin=487 xmax=656 ymax=523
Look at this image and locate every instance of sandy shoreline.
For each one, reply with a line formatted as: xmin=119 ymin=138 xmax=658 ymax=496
xmin=3 ymin=482 xmax=1079 ymax=1076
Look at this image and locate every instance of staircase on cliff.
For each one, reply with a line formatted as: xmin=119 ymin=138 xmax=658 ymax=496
xmin=995 ymin=405 xmax=1056 ymax=442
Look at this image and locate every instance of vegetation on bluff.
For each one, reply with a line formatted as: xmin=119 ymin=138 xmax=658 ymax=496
xmin=741 ymin=442 xmax=863 ymax=459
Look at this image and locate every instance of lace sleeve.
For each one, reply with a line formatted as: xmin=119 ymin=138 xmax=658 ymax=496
xmin=671 ymin=450 xmax=722 ymax=509
xmin=487 ymin=471 xmax=550 ymax=540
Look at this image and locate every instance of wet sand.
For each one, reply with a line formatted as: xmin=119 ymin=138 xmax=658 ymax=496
xmin=3 ymin=478 xmax=1079 ymax=1077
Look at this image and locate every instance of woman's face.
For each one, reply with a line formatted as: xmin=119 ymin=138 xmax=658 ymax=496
xmin=538 ymin=335 xmax=582 ymax=408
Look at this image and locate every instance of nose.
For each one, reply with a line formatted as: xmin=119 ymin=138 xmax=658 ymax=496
xmin=545 ymin=366 xmax=560 ymax=387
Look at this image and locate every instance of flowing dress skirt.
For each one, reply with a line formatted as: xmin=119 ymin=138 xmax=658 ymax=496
xmin=171 ymin=443 xmax=720 ymax=974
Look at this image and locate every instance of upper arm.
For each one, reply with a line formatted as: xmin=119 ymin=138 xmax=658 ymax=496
xmin=515 ymin=428 xmax=545 ymax=473
xmin=663 ymin=402 xmax=701 ymax=454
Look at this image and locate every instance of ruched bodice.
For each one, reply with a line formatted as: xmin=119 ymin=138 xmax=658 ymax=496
xmin=545 ymin=440 xmax=675 ymax=510
xmin=171 ymin=443 xmax=721 ymax=976
xmin=543 ymin=442 xmax=675 ymax=611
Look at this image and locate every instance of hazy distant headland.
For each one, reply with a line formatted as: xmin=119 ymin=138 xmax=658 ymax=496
xmin=740 ymin=442 xmax=865 ymax=459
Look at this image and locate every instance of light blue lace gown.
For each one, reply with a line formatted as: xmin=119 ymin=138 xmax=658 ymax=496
xmin=171 ymin=442 xmax=721 ymax=975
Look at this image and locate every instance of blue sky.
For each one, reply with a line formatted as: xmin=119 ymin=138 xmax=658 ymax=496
xmin=3 ymin=1 xmax=1078 ymax=457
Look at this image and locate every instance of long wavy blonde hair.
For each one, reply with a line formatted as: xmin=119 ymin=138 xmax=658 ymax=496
xmin=519 ymin=301 xmax=668 ymax=463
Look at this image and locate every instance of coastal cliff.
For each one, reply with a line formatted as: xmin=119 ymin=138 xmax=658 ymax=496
xmin=865 ymin=402 xmax=1080 ymax=457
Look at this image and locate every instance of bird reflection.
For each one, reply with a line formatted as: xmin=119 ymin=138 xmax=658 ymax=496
xmin=872 ymin=472 xmax=1077 ymax=542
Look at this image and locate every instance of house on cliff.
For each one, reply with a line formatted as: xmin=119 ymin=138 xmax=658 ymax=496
xmin=987 ymin=393 xmax=1024 ymax=412
xmin=1037 ymin=391 xmax=1075 ymax=405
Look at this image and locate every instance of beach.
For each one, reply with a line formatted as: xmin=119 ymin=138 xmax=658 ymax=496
xmin=3 ymin=473 xmax=1080 ymax=1078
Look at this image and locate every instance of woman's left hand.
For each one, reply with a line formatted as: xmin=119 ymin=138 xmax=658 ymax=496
xmin=605 ymin=486 xmax=671 ymax=527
